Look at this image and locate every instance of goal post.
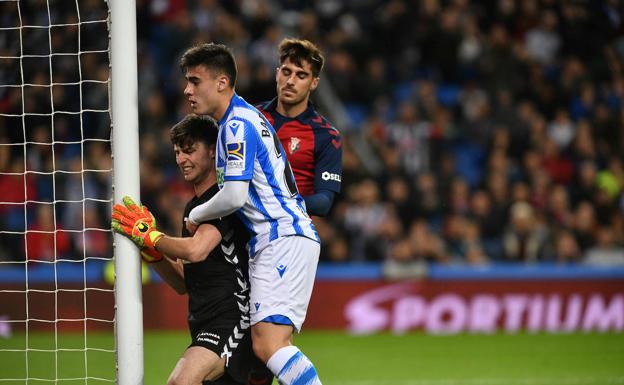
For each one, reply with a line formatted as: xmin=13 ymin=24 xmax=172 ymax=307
xmin=109 ymin=0 xmax=144 ymax=384
xmin=0 ymin=0 xmax=143 ymax=383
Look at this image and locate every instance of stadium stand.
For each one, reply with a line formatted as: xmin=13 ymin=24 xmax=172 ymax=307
xmin=1 ymin=0 xmax=623 ymax=275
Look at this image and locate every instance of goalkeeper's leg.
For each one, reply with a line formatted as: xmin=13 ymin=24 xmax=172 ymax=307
xmin=167 ymin=346 xmax=225 ymax=385
xmin=247 ymin=354 xmax=274 ymax=385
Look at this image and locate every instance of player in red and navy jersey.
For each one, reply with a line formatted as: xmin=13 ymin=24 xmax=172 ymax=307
xmin=248 ymin=38 xmax=342 ymax=385
xmin=256 ymin=38 xmax=342 ymax=217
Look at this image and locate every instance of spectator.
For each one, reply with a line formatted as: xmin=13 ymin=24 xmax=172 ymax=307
xmin=584 ymin=226 xmax=624 ymax=266
xmin=502 ymin=201 xmax=549 ymax=262
xmin=385 ymin=101 xmax=430 ymax=176
xmin=547 ymin=108 xmax=575 ymax=150
xmin=469 ymin=189 xmax=504 ymax=259
xmin=524 ymin=10 xmax=561 ymax=65
xmin=571 ymin=201 xmax=598 ymax=252
xmin=407 ymin=218 xmax=448 ymax=264
xmin=342 ymin=179 xmax=391 ymax=261
xmin=26 ymin=205 xmax=71 ymax=262
xmin=553 ymin=229 xmax=582 ymax=264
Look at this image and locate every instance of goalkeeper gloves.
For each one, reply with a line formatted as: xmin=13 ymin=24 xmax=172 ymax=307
xmin=111 ymin=196 xmax=164 ymax=250
xmin=140 ymin=248 xmax=164 ymax=264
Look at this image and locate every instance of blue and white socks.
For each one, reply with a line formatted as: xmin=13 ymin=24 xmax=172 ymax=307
xmin=266 ymin=346 xmax=322 ymax=385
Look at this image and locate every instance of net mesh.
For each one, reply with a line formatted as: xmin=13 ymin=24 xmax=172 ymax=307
xmin=0 ymin=0 xmax=115 ymax=382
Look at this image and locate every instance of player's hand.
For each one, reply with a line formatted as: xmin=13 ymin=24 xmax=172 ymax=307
xmin=140 ymin=248 xmax=164 ymax=264
xmin=185 ymin=217 xmax=198 ymax=235
xmin=111 ymin=196 xmax=164 ymax=249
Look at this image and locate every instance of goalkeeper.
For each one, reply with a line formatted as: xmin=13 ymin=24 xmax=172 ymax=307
xmin=112 ymin=115 xmax=252 ymax=385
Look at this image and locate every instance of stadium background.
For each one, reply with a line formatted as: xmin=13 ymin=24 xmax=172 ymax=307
xmin=2 ymin=0 xmax=624 ymax=268
xmin=1 ymin=0 xmax=624 ymax=384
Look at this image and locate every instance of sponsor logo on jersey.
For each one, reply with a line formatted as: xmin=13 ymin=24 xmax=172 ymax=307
xmin=289 ymin=137 xmax=300 ymax=154
xmin=254 ymin=302 xmax=261 ymax=311
xmin=276 ymin=264 xmax=287 ymax=278
xmin=196 ymin=332 xmax=220 ymax=345
xmin=216 ymin=167 xmax=224 ymax=186
xmin=322 ymin=171 xmax=341 ymax=182
xmin=226 ymin=142 xmax=245 ymax=171
xmin=228 ymin=120 xmax=240 ymax=136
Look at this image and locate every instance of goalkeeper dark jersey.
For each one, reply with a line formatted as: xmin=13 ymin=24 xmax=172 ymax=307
xmin=181 ymin=185 xmax=250 ymax=326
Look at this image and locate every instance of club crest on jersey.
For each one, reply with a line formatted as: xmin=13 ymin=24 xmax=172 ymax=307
xmin=289 ymin=137 xmax=301 ymax=154
xmin=226 ymin=142 xmax=245 ymax=171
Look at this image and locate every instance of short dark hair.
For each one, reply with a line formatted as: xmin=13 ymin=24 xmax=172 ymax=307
xmin=278 ymin=38 xmax=324 ymax=77
xmin=170 ymin=114 xmax=218 ymax=150
xmin=179 ymin=43 xmax=237 ymax=88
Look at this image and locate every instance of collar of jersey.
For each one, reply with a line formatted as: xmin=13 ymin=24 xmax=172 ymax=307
xmin=219 ymin=92 xmax=241 ymax=126
xmin=265 ymin=97 xmax=316 ymax=124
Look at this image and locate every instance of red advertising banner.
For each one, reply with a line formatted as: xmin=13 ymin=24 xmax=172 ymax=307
xmin=3 ymin=279 xmax=622 ymax=333
xmin=306 ymin=279 xmax=624 ymax=333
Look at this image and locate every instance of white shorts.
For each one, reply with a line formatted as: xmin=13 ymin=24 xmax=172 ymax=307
xmin=248 ymin=235 xmax=320 ymax=332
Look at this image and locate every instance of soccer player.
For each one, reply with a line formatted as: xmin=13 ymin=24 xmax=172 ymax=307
xmin=180 ymin=43 xmax=323 ymax=385
xmin=249 ymin=38 xmax=342 ymax=385
xmin=256 ymin=38 xmax=342 ymax=217
xmin=112 ymin=115 xmax=252 ymax=385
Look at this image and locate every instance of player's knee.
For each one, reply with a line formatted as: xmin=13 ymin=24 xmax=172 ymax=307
xmin=251 ymin=340 xmax=272 ymax=364
xmin=167 ymin=368 xmax=208 ymax=385
xmin=251 ymin=325 xmax=290 ymax=364
xmin=166 ymin=373 xmax=186 ymax=385
xmin=251 ymin=334 xmax=285 ymax=363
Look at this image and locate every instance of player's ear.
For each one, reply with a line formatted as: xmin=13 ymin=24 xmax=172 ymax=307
xmin=310 ymin=76 xmax=319 ymax=92
xmin=217 ymin=75 xmax=228 ymax=92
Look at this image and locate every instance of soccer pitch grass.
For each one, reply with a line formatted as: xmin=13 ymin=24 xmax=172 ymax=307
xmin=1 ymin=331 xmax=623 ymax=385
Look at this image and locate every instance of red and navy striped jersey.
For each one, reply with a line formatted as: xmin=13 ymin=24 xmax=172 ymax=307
xmin=256 ymin=98 xmax=342 ymax=196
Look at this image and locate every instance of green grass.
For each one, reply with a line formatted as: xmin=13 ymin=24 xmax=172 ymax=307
xmin=0 ymin=331 xmax=623 ymax=384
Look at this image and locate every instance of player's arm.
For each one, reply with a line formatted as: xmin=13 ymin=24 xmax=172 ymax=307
xmin=111 ymin=197 xmax=223 ymax=290
xmin=154 ymin=223 xmax=223 ymax=263
xmin=188 ymin=119 xmax=256 ymax=225
xmin=187 ymin=180 xmax=249 ymax=225
xmin=149 ymin=256 xmax=186 ymax=294
xmin=307 ymin=126 xmax=342 ymax=216
xmin=111 ymin=196 xmax=225 ymax=261
xmin=302 ymin=189 xmax=336 ymax=217
xmin=110 ymin=197 xmax=187 ymax=293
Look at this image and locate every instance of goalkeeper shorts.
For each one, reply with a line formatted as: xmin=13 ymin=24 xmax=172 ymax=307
xmin=248 ymin=235 xmax=321 ymax=332
xmin=189 ymin=316 xmax=252 ymax=384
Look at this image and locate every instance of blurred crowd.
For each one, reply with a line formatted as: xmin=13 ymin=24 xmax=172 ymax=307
xmin=0 ymin=0 xmax=112 ymax=263
xmin=1 ymin=0 xmax=624 ymax=272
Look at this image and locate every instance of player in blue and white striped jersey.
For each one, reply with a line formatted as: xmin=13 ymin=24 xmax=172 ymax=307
xmin=212 ymin=97 xmax=319 ymax=255
xmin=180 ymin=43 xmax=323 ymax=385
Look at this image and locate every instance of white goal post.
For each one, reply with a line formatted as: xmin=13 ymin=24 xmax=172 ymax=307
xmin=0 ymin=0 xmax=143 ymax=384
xmin=109 ymin=0 xmax=144 ymax=384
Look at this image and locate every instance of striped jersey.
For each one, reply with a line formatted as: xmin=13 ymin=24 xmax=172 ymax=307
xmin=216 ymin=93 xmax=319 ymax=255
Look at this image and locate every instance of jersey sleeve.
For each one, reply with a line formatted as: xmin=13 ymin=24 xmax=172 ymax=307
xmin=223 ymin=119 xmax=257 ymax=181
xmin=182 ymin=209 xmax=222 ymax=237
xmin=314 ymin=128 xmax=343 ymax=193
xmin=208 ymin=216 xmax=235 ymax=238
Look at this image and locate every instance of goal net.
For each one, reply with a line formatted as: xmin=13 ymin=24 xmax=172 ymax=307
xmin=0 ymin=1 xmax=140 ymax=383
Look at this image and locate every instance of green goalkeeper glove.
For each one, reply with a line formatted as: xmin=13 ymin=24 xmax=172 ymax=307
xmin=111 ymin=196 xmax=164 ymax=250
